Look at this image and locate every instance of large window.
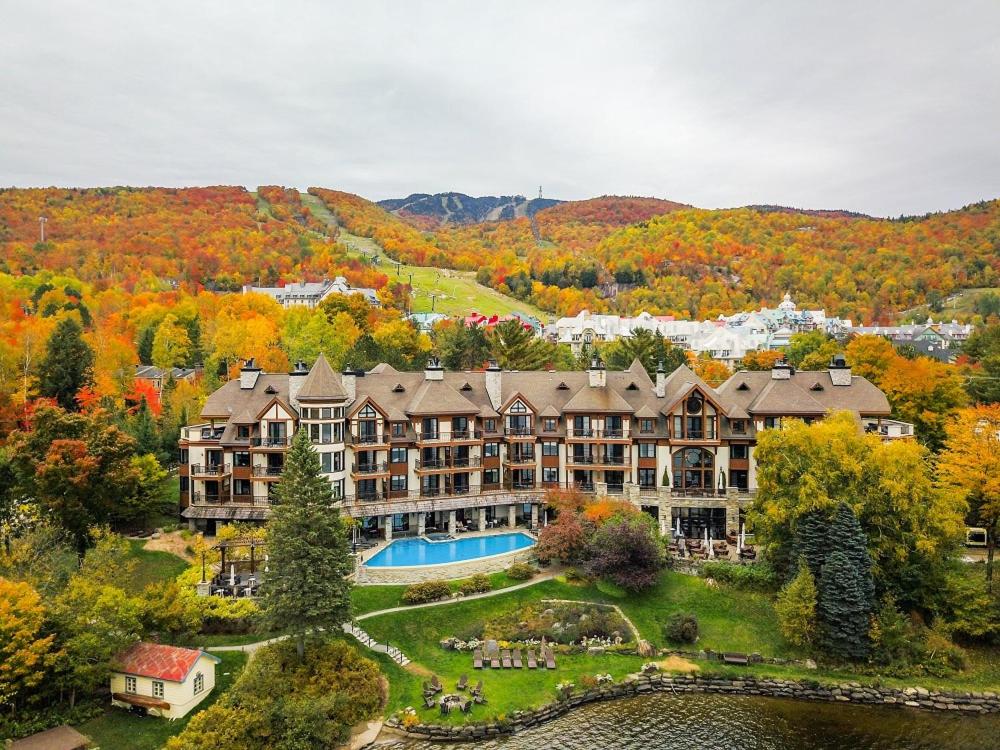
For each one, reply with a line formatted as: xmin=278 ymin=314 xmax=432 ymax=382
xmin=542 ymin=441 xmax=559 ymax=456
xmin=730 ymin=444 xmax=748 ymax=460
xmin=672 ymin=506 xmax=726 ymax=538
xmin=483 ymin=468 xmax=500 ymax=484
xmin=390 ymin=475 xmax=407 ymax=492
xmin=638 ymin=468 xmax=656 ymax=488
xmin=542 ymin=467 xmax=559 ymax=483
xmin=672 ymin=448 xmax=715 ymax=490
xmin=390 ymin=446 xmax=407 ymax=464
xmin=484 ymin=442 xmax=499 ymax=457
xmin=638 ymin=442 xmax=656 ymax=459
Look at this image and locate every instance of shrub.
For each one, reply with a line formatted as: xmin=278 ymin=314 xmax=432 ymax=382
xmin=402 ymin=580 xmax=450 ymax=605
xmin=664 ymin=612 xmax=699 ymax=644
xmin=506 ymin=562 xmax=537 ymax=580
xmin=536 ymin=512 xmax=590 ymax=564
xmin=701 ymin=560 xmax=779 ymax=592
xmin=458 ymin=573 xmax=492 ymax=595
xmin=564 ymin=567 xmax=589 ymax=583
xmin=775 ymin=560 xmax=817 ymax=647
xmin=585 ymin=514 xmax=664 ymax=592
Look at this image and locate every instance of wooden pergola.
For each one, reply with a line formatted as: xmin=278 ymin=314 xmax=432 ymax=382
xmin=201 ymin=536 xmax=268 ymax=583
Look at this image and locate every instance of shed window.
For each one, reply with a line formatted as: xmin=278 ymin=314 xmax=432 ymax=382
xmin=193 ymin=672 xmax=204 ymax=695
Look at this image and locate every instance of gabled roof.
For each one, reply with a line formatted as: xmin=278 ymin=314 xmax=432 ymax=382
xmin=716 ymin=369 xmax=890 ymax=416
xmin=200 ymin=374 xmax=293 ymax=420
xmin=112 ymin=642 xmax=220 ymax=683
xmin=405 ymin=381 xmax=479 ymax=415
xmin=539 ymin=404 xmax=561 ymax=417
xmin=562 ymin=385 xmax=635 ymax=413
xmin=296 ymin=353 xmax=347 ymax=401
xmin=634 ymin=403 xmax=659 ymax=419
xmin=659 ymin=365 xmax=727 ymax=416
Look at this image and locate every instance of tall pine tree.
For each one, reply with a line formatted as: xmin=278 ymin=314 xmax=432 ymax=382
xmin=37 ymin=317 xmax=94 ymax=411
xmin=817 ymin=549 xmax=871 ymax=661
xmin=828 ymin=503 xmax=875 ymax=607
xmin=259 ymin=429 xmax=353 ymax=659
xmin=789 ymin=510 xmax=830 ymax=582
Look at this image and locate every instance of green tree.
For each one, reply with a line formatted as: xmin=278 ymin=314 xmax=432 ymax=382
xmin=962 ymin=324 xmax=1000 ymax=404
xmin=37 ymin=317 xmax=94 ymax=411
xmin=151 ymin=313 xmax=193 ymax=370
xmin=785 ymin=330 xmax=831 ymax=368
xmin=487 ymin=319 xmax=556 ymax=370
xmin=260 ymin=430 xmax=353 ymax=659
xmin=127 ymin=396 xmax=160 ymax=456
xmin=817 ymin=549 xmax=871 ymax=661
xmin=282 ymin=308 xmax=360 ymax=368
xmin=137 ymin=325 xmax=155 ymax=366
xmin=775 ymin=559 xmax=817 ymax=647
xmin=433 ymin=321 xmax=490 ymax=371
xmin=602 ymin=329 xmax=686 ymax=377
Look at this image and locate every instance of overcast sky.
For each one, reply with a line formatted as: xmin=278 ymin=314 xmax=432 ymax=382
xmin=2 ymin=1 xmax=998 ymax=216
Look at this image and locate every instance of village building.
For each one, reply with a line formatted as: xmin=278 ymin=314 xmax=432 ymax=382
xmin=178 ymin=353 xmax=891 ymax=541
xmin=109 ymin=642 xmax=220 ymax=719
xmin=134 ymin=364 xmax=198 ymax=394
xmin=243 ymin=276 xmax=379 ymax=308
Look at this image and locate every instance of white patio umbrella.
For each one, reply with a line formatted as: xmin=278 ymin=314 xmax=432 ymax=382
xmin=707 ymin=531 xmax=715 ymax=559
xmin=675 ymin=516 xmax=682 ymax=538
xmin=229 ymin=564 xmax=235 ymax=585
xmin=264 ymin=554 xmax=270 ymax=574
xmin=739 ymin=523 xmax=746 ymax=552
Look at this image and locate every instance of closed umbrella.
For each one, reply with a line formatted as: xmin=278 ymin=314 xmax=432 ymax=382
xmin=229 ymin=564 xmax=235 ymax=585
xmin=675 ymin=516 xmax=682 ymax=538
xmin=707 ymin=531 xmax=715 ymax=559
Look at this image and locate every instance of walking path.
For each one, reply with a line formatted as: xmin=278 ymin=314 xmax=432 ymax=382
xmin=206 ymin=574 xmax=557 ymax=663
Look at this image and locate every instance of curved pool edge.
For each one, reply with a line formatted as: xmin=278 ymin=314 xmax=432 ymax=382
xmin=357 ymin=541 xmax=537 ymax=584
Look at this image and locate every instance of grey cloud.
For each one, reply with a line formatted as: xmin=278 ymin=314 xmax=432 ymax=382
xmin=1 ymin=0 xmax=998 ymax=215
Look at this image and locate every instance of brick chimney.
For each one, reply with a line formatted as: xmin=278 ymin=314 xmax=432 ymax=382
xmin=485 ymin=359 xmax=502 ymax=410
xmin=240 ymin=358 xmax=261 ymax=389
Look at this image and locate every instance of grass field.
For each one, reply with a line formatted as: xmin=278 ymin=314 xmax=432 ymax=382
xmin=351 ymin=570 xmax=531 ymax=616
xmin=78 ymin=651 xmax=247 ymax=750
xmin=125 ymin=539 xmax=189 ymax=594
xmin=901 ymin=287 xmax=1000 ymax=321
xmin=301 ymin=193 xmax=548 ymax=319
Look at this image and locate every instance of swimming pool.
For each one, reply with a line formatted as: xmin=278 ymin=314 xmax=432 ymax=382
xmin=365 ymin=532 xmax=536 ymax=568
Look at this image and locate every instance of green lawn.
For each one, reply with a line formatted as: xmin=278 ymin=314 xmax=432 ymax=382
xmin=78 ymin=651 xmax=247 ymax=750
xmin=351 ymin=571 xmax=531 ymax=616
xmin=125 ymin=539 xmax=189 ymax=594
xmin=300 ymin=193 xmax=546 ymax=319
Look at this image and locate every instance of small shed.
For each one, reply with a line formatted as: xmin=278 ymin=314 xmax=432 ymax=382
xmin=6 ymin=726 xmax=90 ymax=750
xmin=110 ymin=642 xmax=220 ymax=719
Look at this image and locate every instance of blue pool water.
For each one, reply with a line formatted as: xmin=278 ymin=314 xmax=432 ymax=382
xmin=365 ymin=532 xmax=535 ymax=567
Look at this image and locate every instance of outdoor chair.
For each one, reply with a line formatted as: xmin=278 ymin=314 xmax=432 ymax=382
xmin=423 ymin=694 xmax=436 ymax=709
xmin=440 ymin=701 xmax=450 ymax=716
xmin=527 ymin=649 xmax=537 ymax=669
xmin=490 ymin=651 xmax=500 ymax=668
xmin=512 ymin=648 xmax=522 ymax=668
xmin=471 ymin=680 xmax=483 ymax=696
xmin=461 ymin=698 xmax=472 ymax=713
xmin=430 ymin=675 xmax=443 ymax=693
xmin=473 ymin=649 xmax=483 ymax=669
xmin=545 ymin=648 xmax=556 ymax=669
xmin=422 ymin=680 xmax=434 ymax=696
xmin=457 ymin=674 xmax=468 ymax=691
xmin=501 ymin=649 xmax=512 ymax=668
xmin=474 ymin=691 xmax=487 ymax=704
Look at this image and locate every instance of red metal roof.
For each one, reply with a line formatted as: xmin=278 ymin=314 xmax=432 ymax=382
xmin=112 ymin=642 xmax=215 ymax=682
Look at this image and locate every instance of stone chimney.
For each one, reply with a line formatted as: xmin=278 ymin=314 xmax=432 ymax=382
xmin=342 ymin=365 xmax=357 ymax=401
xmin=288 ymin=360 xmax=308 ymax=408
xmin=588 ymin=355 xmax=607 ymax=388
xmin=828 ymin=354 xmax=852 ymax=386
xmin=655 ymin=359 xmax=667 ymax=398
xmin=425 ymin=356 xmax=444 ymax=381
xmin=770 ymin=359 xmax=793 ymax=380
xmin=485 ymin=359 xmax=502 ymax=410
xmin=240 ymin=358 xmax=261 ymax=390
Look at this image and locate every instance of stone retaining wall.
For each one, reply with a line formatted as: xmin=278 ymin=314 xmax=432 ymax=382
xmin=358 ymin=547 xmax=536 ymax=584
xmin=385 ymin=674 xmax=1000 ymax=742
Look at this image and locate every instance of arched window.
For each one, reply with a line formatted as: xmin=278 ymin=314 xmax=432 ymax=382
xmin=672 ymin=448 xmax=714 ymax=490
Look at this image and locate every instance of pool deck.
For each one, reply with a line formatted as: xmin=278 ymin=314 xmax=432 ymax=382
xmin=355 ymin=528 xmax=538 ymax=585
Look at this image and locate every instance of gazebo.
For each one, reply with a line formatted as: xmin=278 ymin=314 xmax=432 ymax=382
xmin=197 ymin=536 xmax=267 ymax=597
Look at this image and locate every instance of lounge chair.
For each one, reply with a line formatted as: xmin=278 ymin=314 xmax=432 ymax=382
xmin=422 ymin=680 xmax=433 ymax=695
xmin=512 ymin=648 xmax=522 ymax=668
xmin=474 ymin=692 xmax=487 ymax=704
xmin=545 ymin=648 xmax=556 ymax=669
xmin=471 ymin=679 xmax=483 ymax=696
xmin=473 ymin=649 xmax=483 ymax=669
xmin=490 ymin=651 xmax=500 ymax=668
xmin=501 ymin=649 xmax=512 ymax=668
xmin=461 ymin=698 xmax=472 ymax=713
xmin=430 ymin=675 xmax=443 ymax=693
xmin=423 ymin=694 xmax=436 ymax=709
xmin=722 ymin=652 xmax=750 ymax=665
xmin=440 ymin=701 xmax=450 ymax=715
xmin=527 ymin=649 xmax=537 ymax=669
xmin=457 ymin=674 xmax=468 ymax=691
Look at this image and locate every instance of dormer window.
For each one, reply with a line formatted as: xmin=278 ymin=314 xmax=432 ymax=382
xmin=626 ymin=382 xmax=639 ymax=390
xmin=265 ymin=385 xmax=278 ymax=394
xmin=557 ymin=382 xmax=569 ymax=390
xmin=737 ymin=382 xmax=750 ymax=391
xmin=460 ymin=382 xmax=472 ymax=391
xmin=810 ymin=382 xmax=824 ymax=391
xmin=392 ymin=383 xmax=405 ymax=393
xmin=359 ymin=405 xmax=377 ymax=418
xmin=509 ymin=401 xmax=527 ymax=413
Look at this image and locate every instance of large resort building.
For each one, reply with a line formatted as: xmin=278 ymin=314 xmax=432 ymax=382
xmin=178 ymin=355 xmax=891 ymax=541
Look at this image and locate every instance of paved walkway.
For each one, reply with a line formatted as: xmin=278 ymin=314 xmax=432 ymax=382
xmin=207 ymin=574 xmax=557 ymax=661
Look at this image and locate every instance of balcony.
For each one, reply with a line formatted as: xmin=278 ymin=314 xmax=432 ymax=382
xmin=504 ymin=426 xmax=534 ymax=439
xmin=567 ymin=428 xmax=630 ymax=441
xmin=252 ymin=465 xmax=284 ymax=479
xmin=449 ymin=429 xmax=483 ymax=442
xmin=192 ymin=493 xmax=273 ymax=507
xmin=503 ymin=453 xmax=536 ymax=467
xmin=352 ymin=461 xmax=389 ymax=476
xmin=567 ymin=454 xmax=630 ymax=468
xmin=191 ymin=463 xmax=231 ymax=477
xmin=415 ymin=456 xmax=482 ymax=471
xmin=351 ymin=433 xmax=388 ymax=447
xmin=251 ymin=436 xmax=291 ymax=448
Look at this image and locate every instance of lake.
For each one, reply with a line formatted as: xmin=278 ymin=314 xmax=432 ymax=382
xmin=379 ymin=692 xmax=1000 ymax=749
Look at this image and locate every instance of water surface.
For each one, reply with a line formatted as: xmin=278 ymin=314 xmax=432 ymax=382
xmin=380 ymin=693 xmax=1000 ymax=749
xmin=366 ymin=532 xmax=535 ymax=567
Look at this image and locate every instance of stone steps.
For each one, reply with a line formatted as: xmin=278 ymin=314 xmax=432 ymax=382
xmin=342 ymin=622 xmax=411 ymax=666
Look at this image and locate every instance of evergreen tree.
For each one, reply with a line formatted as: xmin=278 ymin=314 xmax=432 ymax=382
xmin=128 ymin=396 xmax=160 ymax=457
xmin=817 ymin=549 xmax=871 ymax=661
xmin=184 ymin=314 xmax=203 ymax=366
xmin=487 ymin=319 xmax=555 ymax=370
xmin=435 ymin=322 xmax=489 ymax=371
xmin=828 ymin=503 xmax=875 ymax=606
xmin=137 ymin=326 xmax=155 ymax=366
xmin=603 ymin=329 xmax=686 ymax=377
xmin=345 ymin=332 xmax=382 ymax=371
xmin=789 ymin=510 xmax=830 ymax=582
xmin=37 ymin=317 xmax=94 ymax=411
xmin=260 ymin=429 xmax=353 ymax=659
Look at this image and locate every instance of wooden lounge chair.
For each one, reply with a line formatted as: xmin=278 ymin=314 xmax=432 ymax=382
xmin=722 ymin=652 xmax=750 ymax=665
xmin=490 ymin=651 xmax=500 ymax=669
xmin=430 ymin=675 xmax=443 ymax=693
xmin=473 ymin=649 xmax=483 ymax=669
xmin=501 ymin=649 xmax=512 ymax=668
xmin=440 ymin=700 xmax=450 ymax=715
xmin=474 ymin=692 xmax=487 ymax=704
xmin=545 ymin=648 xmax=556 ymax=669
xmin=423 ymin=694 xmax=436 ymax=709
xmin=422 ymin=680 xmax=433 ymax=695
xmin=457 ymin=674 xmax=468 ymax=691
xmin=512 ymin=648 xmax=522 ymax=668
xmin=471 ymin=679 xmax=483 ymax=696
xmin=461 ymin=698 xmax=472 ymax=713
xmin=526 ymin=649 xmax=537 ymax=669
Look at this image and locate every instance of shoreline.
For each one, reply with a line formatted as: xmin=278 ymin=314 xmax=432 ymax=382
xmin=382 ymin=673 xmax=1000 ymax=743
